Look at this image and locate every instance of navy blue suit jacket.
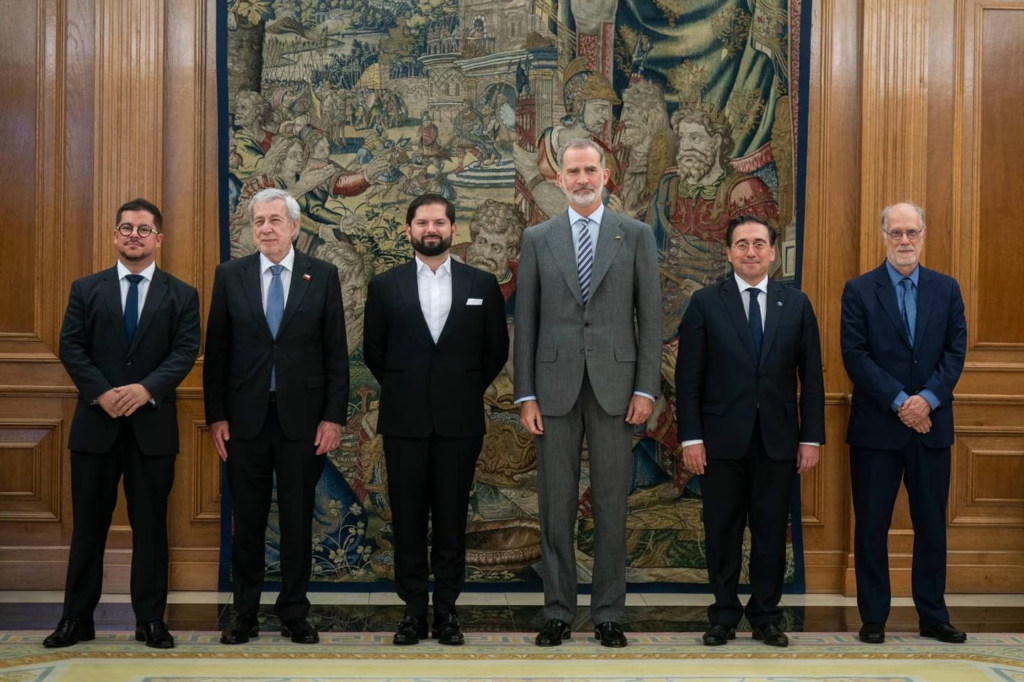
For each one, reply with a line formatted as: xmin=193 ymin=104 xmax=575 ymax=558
xmin=840 ymin=262 xmax=966 ymax=450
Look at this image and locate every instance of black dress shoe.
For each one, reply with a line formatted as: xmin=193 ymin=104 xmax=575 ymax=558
xmin=594 ymin=621 xmax=628 ymax=648
xmin=433 ymin=613 xmax=465 ymax=646
xmin=920 ymin=622 xmax=967 ymax=643
xmin=859 ymin=622 xmax=886 ymax=644
xmin=535 ymin=618 xmax=572 ymax=647
xmin=751 ymin=623 xmax=789 ymax=647
xmin=702 ymin=623 xmax=736 ymax=646
xmin=393 ymin=615 xmax=428 ymax=645
xmin=220 ymin=614 xmax=259 ymax=645
xmin=281 ymin=617 xmax=319 ymax=644
xmin=135 ymin=620 xmax=175 ymax=649
xmin=43 ymin=619 xmax=95 ymax=648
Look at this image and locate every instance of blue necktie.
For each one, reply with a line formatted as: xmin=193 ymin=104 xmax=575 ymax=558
xmin=900 ymin=277 xmax=917 ymax=345
xmin=266 ymin=265 xmax=285 ymax=390
xmin=748 ymin=288 xmax=763 ymax=359
xmin=124 ymin=274 xmax=143 ymax=344
xmin=577 ymin=217 xmax=593 ymax=305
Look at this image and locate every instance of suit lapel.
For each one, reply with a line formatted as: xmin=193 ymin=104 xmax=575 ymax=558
xmin=758 ymin=279 xmax=784 ymax=366
xmin=873 ymin=263 xmax=912 ymax=348
xmin=913 ymin=266 xmax=934 ymax=348
xmin=544 ymin=213 xmax=584 ymax=309
xmin=397 ymin=260 xmax=436 ymax=345
xmin=103 ymin=267 xmax=129 ymax=353
xmin=278 ymin=250 xmax=312 ymax=335
xmin=588 ymin=212 xmax=624 ymax=300
xmin=128 ymin=268 xmax=167 ymax=354
xmin=242 ymin=254 xmax=274 ymax=341
xmin=437 ymin=260 xmax=470 ymax=346
xmin=720 ymin=277 xmax=758 ymax=365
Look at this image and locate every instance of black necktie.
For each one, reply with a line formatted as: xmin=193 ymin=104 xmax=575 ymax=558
xmin=748 ymin=287 xmax=763 ymax=358
xmin=124 ymin=274 xmax=144 ymax=343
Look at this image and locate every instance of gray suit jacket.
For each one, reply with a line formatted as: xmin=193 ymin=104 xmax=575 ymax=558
xmin=513 ymin=208 xmax=661 ymax=416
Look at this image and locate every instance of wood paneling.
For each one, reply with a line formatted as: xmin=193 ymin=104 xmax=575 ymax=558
xmin=0 ymin=0 xmax=1022 ymax=595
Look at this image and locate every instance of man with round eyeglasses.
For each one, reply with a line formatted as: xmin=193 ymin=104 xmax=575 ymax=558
xmin=841 ymin=202 xmax=968 ymax=645
xmin=47 ymin=198 xmax=201 ymax=650
xmin=676 ymin=214 xmax=824 ymax=649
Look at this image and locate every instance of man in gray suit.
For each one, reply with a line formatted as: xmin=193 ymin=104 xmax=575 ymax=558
xmin=514 ymin=139 xmax=661 ymax=648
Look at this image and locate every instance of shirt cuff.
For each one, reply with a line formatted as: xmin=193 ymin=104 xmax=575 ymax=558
xmin=633 ymin=391 xmax=654 ymax=401
xmin=680 ymin=440 xmax=703 ymax=447
xmin=514 ymin=396 xmax=537 ymax=405
xmin=891 ymin=391 xmax=910 ymax=412
xmin=919 ymin=389 xmax=940 ymax=410
xmin=799 ymin=442 xmax=820 ymax=447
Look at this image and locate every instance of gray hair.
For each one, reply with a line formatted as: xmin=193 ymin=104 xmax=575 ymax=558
xmin=556 ymin=138 xmax=606 ymax=170
xmin=248 ymin=188 xmax=301 ymax=224
xmin=881 ymin=202 xmax=926 ymax=232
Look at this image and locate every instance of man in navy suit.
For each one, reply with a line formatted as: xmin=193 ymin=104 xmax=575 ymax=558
xmin=841 ymin=202 xmax=967 ymax=644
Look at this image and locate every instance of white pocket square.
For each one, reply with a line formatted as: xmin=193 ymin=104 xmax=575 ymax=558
xmin=467 ymin=298 xmax=484 ymax=306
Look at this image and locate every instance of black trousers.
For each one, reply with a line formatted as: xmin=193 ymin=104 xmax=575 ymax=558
xmin=226 ymin=401 xmax=325 ymax=620
xmin=699 ymin=417 xmax=796 ymax=628
xmin=384 ymin=433 xmax=483 ymax=620
xmin=63 ymin=419 xmax=176 ymax=623
xmin=851 ymin=439 xmax=951 ymax=626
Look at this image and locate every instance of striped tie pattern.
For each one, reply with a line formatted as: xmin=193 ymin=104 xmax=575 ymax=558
xmin=577 ymin=217 xmax=593 ymax=305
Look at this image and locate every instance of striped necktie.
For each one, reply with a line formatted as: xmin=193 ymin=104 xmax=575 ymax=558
xmin=577 ymin=217 xmax=593 ymax=305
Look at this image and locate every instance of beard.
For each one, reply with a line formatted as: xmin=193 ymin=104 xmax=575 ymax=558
xmin=411 ymin=234 xmax=452 ymax=257
xmin=619 ymin=124 xmax=649 ymax=149
xmin=563 ymin=186 xmax=599 ymax=208
xmin=677 ymin=148 xmax=715 ymax=183
xmin=118 ymin=244 xmax=147 ymax=262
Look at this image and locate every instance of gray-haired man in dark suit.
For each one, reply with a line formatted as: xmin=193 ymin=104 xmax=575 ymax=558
xmin=514 ymin=139 xmax=661 ymax=648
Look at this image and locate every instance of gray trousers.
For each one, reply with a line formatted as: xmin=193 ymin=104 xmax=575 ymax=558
xmin=536 ymin=371 xmax=633 ymax=624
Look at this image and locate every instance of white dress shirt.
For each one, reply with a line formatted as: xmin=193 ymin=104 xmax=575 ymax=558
xmin=680 ymin=273 xmax=818 ymax=449
xmin=416 ymin=255 xmax=452 ymax=343
xmin=117 ymin=260 xmax=156 ymax=321
xmin=259 ymin=247 xmax=295 ymax=312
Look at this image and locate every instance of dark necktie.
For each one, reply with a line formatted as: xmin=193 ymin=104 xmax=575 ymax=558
xmin=266 ymin=265 xmax=285 ymax=390
xmin=124 ymin=274 xmax=144 ymax=344
xmin=748 ymin=287 xmax=763 ymax=359
xmin=899 ymin=277 xmax=916 ymax=345
xmin=576 ymin=217 xmax=593 ymax=305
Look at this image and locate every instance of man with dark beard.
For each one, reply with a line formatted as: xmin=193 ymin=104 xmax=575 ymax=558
xmin=363 ymin=194 xmax=509 ymax=646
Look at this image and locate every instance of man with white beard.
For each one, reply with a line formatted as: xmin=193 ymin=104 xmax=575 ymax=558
xmin=607 ymin=80 xmax=674 ymax=219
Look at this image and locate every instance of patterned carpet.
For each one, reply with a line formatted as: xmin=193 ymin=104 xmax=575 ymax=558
xmin=2 ymin=631 xmax=1023 ymax=681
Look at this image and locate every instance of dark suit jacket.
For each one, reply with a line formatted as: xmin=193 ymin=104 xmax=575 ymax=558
xmin=363 ymin=258 xmax=509 ymax=438
xmin=840 ymin=262 xmax=966 ymax=450
xmin=675 ymin=276 xmax=825 ymax=460
xmin=203 ymin=250 xmax=349 ymax=441
xmin=59 ymin=266 xmax=201 ymax=456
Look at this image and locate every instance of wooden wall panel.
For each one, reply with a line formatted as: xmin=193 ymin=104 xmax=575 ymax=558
xmin=1 ymin=0 xmax=1022 ymax=595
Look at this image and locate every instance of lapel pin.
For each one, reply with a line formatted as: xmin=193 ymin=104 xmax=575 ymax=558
xmin=777 ymin=301 xmax=783 ymax=306
xmin=303 ymin=274 xmax=311 ymax=281
xmin=615 ymin=235 xmax=622 ymax=240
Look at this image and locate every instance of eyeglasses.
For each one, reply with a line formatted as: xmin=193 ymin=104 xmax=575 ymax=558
xmin=730 ymin=240 xmax=771 ymax=253
xmin=883 ymin=229 xmax=922 ymax=242
xmin=116 ymin=223 xmax=157 ymax=238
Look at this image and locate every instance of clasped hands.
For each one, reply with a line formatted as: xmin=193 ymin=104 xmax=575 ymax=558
xmin=96 ymin=384 xmax=152 ymax=418
xmin=899 ymin=394 xmax=932 ymax=434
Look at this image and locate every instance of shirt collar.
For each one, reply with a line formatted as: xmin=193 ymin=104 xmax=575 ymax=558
xmin=567 ymin=203 xmax=605 ymax=229
xmin=117 ymin=260 xmax=156 ymax=282
xmin=260 ymin=247 xmax=295 ymax=274
xmin=734 ymin=271 xmax=769 ymax=294
xmin=885 ymin=260 xmax=919 ymax=287
xmin=415 ymin=254 xmax=452 ymax=277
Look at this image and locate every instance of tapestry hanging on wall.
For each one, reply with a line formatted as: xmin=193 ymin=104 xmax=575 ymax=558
xmin=219 ymin=0 xmax=813 ymax=590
